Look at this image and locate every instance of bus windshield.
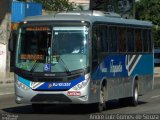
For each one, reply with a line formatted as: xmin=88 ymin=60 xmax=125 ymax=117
xmin=16 ymin=25 xmax=89 ymax=73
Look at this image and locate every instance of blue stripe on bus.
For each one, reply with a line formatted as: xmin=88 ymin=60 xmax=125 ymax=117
xmin=91 ymin=54 xmax=153 ymax=80
xmin=36 ymin=76 xmax=85 ymax=90
xmin=17 ymin=75 xmax=85 ymax=90
xmin=18 ymin=76 xmax=30 ymax=87
xmin=131 ymin=54 xmax=153 ymax=76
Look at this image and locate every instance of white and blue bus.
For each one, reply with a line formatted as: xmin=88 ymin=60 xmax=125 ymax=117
xmin=9 ymin=11 xmax=153 ymax=112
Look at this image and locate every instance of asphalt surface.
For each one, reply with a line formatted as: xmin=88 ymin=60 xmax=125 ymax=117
xmin=0 ymin=76 xmax=160 ymax=120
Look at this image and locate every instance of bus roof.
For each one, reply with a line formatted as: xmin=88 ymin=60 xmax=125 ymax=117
xmin=23 ymin=11 xmax=152 ymax=28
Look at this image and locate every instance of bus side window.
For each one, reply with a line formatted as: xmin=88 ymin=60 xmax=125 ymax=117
xmin=118 ymin=27 xmax=126 ymax=52
xmin=135 ymin=29 xmax=142 ymax=52
xmin=92 ymin=27 xmax=99 ymax=70
xmin=99 ymin=26 xmax=108 ymax=52
xmin=148 ymin=30 xmax=152 ymax=52
xmin=142 ymin=29 xmax=148 ymax=52
xmin=108 ymin=27 xmax=118 ymax=52
xmin=126 ymin=28 xmax=134 ymax=52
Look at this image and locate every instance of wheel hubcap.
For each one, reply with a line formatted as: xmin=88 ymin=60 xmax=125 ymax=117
xmin=100 ymin=89 xmax=104 ymax=104
xmin=135 ymin=87 xmax=138 ymax=101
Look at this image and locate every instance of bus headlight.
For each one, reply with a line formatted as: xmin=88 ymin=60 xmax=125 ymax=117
xmin=16 ymin=79 xmax=29 ymax=91
xmin=71 ymin=74 xmax=90 ymax=90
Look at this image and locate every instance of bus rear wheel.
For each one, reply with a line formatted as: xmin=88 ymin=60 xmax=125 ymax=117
xmin=129 ymin=81 xmax=139 ymax=106
xmin=119 ymin=81 xmax=139 ymax=106
xmin=94 ymin=86 xmax=106 ymax=112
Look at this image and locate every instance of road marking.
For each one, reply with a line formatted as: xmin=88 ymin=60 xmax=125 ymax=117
xmin=151 ymin=95 xmax=160 ymax=99
xmin=0 ymin=92 xmax=14 ymax=96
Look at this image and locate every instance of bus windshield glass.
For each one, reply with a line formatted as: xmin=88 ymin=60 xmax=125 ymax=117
xmin=16 ymin=26 xmax=89 ymax=73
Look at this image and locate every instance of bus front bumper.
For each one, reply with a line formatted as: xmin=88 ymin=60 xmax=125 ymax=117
xmin=15 ymin=83 xmax=92 ymax=104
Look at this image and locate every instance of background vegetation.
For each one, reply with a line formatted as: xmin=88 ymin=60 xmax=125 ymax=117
xmin=135 ymin=0 xmax=160 ymax=47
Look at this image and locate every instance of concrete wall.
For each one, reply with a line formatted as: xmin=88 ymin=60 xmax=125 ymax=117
xmin=69 ymin=0 xmax=89 ymax=10
xmin=0 ymin=14 xmax=10 ymax=44
xmin=69 ymin=0 xmax=89 ymax=4
xmin=0 ymin=44 xmax=7 ymax=78
xmin=0 ymin=0 xmax=11 ymax=78
xmin=0 ymin=13 xmax=11 ymax=78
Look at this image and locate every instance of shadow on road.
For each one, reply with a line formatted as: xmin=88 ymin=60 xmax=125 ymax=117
xmin=2 ymin=104 xmax=92 ymax=114
xmin=106 ymin=100 xmax=147 ymax=111
xmin=2 ymin=100 xmax=147 ymax=114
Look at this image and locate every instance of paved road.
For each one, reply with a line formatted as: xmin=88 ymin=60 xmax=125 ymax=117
xmin=0 ymin=77 xmax=160 ymax=120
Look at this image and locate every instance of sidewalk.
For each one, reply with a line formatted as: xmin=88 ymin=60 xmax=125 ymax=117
xmin=154 ymin=67 xmax=160 ymax=78
xmin=154 ymin=67 xmax=160 ymax=74
xmin=0 ymin=72 xmax=14 ymax=84
xmin=0 ymin=77 xmax=14 ymax=84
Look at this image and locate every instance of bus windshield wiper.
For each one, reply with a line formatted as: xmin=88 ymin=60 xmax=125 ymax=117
xmin=58 ymin=56 xmax=71 ymax=75
xmin=30 ymin=61 xmax=39 ymax=72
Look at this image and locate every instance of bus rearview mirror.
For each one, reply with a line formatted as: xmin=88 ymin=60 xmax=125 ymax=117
xmin=8 ymin=32 xmax=14 ymax=52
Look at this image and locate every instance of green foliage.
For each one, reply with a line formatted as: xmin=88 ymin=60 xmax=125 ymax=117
xmin=135 ymin=0 xmax=160 ymax=47
xmin=135 ymin=0 xmax=160 ymax=25
xmin=32 ymin=0 xmax=76 ymax=12
xmin=17 ymin=0 xmax=77 ymax=11
xmin=152 ymin=26 xmax=160 ymax=47
xmin=76 ymin=4 xmax=84 ymax=11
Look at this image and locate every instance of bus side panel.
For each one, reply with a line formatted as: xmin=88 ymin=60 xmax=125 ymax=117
xmin=91 ymin=54 xmax=132 ymax=101
xmin=107 ymin=77 xmax=134 ymax=100
xmin=91 ymin=53 xmax=154 ymax=101
xmin=130 ymin=54 xmax=154 ymax=95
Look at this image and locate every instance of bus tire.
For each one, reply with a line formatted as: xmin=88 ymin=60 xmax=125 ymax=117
xmin=32 ymin=104 xmax=44 ymax=113
xmin=94 ymin=85 xmax=106 ymax=112
xmin=129 ymin=81 xmax=139 ymax=106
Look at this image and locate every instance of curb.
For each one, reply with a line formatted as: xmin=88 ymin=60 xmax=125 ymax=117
xmin=154 ymin=73 xmax=160 ymax=78
xmin=0 ymin=79 xmax=14 ymax=85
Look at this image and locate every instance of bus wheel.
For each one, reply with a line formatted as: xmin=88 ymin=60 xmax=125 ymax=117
xmin=32 ymin=104 xmax=44 ymax=113
xmin=94 ymin=86 xmax=106 ymax=112
xmin=130 ymin=81 xmax=139 ymax=106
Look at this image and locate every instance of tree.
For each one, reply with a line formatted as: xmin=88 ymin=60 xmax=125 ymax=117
xmin=135 ymin=0 xmax=160 ymax=25
xmin=76 ymin=4 xmax=84 ymax=11
xmin=135 ymin=0 xmax=160 ymax=47
xmin=17 ymin=0 xmax=76 ymax=11
xmin=32 ymin=0 xmax=76 ymax=12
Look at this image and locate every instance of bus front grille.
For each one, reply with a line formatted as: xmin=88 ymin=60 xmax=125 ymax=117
xmin=31 ymin=94 xmax=72 ymax=103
